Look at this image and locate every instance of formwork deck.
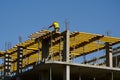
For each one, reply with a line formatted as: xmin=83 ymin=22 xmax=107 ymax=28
xmin=1 ymin=30 xmax=120 ymax=80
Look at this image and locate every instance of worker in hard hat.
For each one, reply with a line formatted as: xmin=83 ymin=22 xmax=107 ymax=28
xmin=48 ymin=21 xmax=60 ymax=33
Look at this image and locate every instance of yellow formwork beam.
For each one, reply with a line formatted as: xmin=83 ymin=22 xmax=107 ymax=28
xmin=99 ymin=36 xmax=120 ymax=43
xmin=70 ymin=42 xmax=104 ymax=56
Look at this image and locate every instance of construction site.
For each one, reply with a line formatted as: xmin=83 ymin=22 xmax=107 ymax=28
xmin=0 ymin=29 xmax=120 ymax=80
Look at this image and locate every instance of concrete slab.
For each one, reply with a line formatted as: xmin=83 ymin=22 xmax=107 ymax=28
xmin=13 ymin=61 xmax=120 ymax=80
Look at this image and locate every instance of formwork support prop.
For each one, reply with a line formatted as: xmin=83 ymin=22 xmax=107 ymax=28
xmin=38 ymin=37 xmax=41 ymax=64
xmin=17 ymin=46 xmax=23 ymax=80
xmin=4 ymin=53 xmax=11 ymax=80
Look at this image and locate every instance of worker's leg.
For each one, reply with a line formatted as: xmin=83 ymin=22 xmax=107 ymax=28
xmin=55 ymin=28 xmax=58 ymax=33
xmin=54 ymin=28 xmax=60 ymax=33
xmin=55 ymin=29 xmax=57 ymax=33
xmin=56 ymin=28 xmax=60 ymax=32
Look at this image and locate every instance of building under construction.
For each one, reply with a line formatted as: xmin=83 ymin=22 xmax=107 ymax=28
xmin=0 ymin=29 xmax=120 ymax=80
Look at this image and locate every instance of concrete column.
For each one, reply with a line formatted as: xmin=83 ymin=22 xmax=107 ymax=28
xmin=79 ymin=74 xmax=82 ymax=80
xmin=105 ymin=72 xmax=113 ymax=80
xmin=41 ymin=71 xmax=49 ymax=80
xmin=50 ymin=65 xmax=52 ymax=80
xmin=93 ymin=77 xmax=96 ymax=80
xmin=42 ymin=39 xmax=49 ymax=62
xmin=63 ymin=30 xmax=70 ymax=80
xmin=16 ymin=77 xmax=21 ymax=80
xmin=105 ymin=42 xmax=113 ymax=67
xmin=63 ymin=65 xmax=70 ymax=80
xmin=111 ymin=72 xmax=113 ymax=80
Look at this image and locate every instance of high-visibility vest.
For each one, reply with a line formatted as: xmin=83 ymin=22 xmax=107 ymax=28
xmin=53 ymin=22 xmax=59 ymax=28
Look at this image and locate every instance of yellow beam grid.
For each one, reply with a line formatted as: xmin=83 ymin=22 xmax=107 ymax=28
xmin=10 ymin=39 xmax=38 ymax=61
xmin=29 ymin=30 xmax=51 ymax=39
xmin=1 ymin=30 xmax=120 ymax=71
xmin=70 ymin=32 xmax=120 ymax=57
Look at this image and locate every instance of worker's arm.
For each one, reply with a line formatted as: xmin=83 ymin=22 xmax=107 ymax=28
xmin=48 ymin=24 xmax=54 ymax=28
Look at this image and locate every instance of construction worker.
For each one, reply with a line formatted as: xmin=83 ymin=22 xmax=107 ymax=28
xmin=48 ymin=21 xmax=60 ymax=33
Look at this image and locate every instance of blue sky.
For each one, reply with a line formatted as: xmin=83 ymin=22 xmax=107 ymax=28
xmin=0 ymin=0 xmax=120 ymax=50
